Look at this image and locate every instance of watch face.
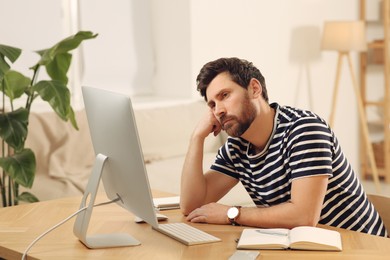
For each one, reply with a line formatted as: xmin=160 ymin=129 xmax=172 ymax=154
xmin=227 ymin=207 xmax=239 ymax=219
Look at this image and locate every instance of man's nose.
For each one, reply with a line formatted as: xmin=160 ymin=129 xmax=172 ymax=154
xmin=215 ymin=102 xmax=226 ymax=118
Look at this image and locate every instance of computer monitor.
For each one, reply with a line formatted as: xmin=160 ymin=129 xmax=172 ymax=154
xmin=73 ymin=86 xmax=159 ymax=248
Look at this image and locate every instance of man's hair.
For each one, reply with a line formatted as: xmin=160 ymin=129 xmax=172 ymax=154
xmin=196 ymin=57 xmax=269 ymax=102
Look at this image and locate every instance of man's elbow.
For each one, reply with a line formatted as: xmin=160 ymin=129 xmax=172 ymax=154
xmin=180 ymin=200 xmax=196 ymax=216
xmin=180 ymin=204 xmax=191 ymax=216
xmin=298 ymin=213 xmax=320 ymax=227
xmin=300 ymin=218 xmax=319 ymax=227
xmin=180 ymin=194 xmax=206 ymax=216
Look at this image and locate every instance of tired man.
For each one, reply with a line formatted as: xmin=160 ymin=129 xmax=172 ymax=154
xmin=180 ymin=57 xmax=387 ymax=237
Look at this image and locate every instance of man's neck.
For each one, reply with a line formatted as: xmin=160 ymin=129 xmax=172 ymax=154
xmin=241 ymin=102 xmax=276 ymax=151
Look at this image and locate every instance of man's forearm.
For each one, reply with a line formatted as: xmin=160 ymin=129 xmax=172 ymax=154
xmin=237 ymin=202 xmax=320 ymax=229
xmin=186 ymin=176 xmax=327 ymax=228
xmin=180 ymin=135 xmax=208 ymax=215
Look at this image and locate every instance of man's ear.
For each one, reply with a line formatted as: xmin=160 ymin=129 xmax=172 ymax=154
xmin=248 ymin=78 xmax=262 ymax=98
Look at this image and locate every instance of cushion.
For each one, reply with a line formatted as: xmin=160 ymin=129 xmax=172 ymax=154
xmin=24 ymin=109 xmax=95 ymax=200
xmin=133 ymin=100 xmax=224 ymax=162
xmin=146 ymin=153 xmax=254 ymax=206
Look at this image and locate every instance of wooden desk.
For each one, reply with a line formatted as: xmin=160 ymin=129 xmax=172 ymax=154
xmin=0 ymin=194 xmax=389 ymax=260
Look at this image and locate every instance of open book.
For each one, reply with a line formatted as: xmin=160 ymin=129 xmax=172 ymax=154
xmin=237 ymin=226 xmax=342 ymax=251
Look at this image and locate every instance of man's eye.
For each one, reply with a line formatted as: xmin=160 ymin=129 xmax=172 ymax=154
xmin=222 ymin=92 xmax=229 ymax=98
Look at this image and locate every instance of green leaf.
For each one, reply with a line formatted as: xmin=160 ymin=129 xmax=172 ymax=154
xmin=1 ymin=70 xmax=31 ymax=102
xmin=36 ymin=31 xmax=97 ymax=66
xmin=32 ymin=80 xmax=71 ymax=121
xmin=0 ymin=44 xmax=21 ymax=80
xmin=0 ymin=108 xmax=29 ymax=151
xmin=45 ymin=52 xmax=72 ymax=84
xmin=17 ymin=191 xmax=39 ymax=203
xmin=0 ymin=56 xmax=10 ymax=81
xmin=68 ymin=106 xmax=79 ymax=130
xmin=0 ymin=44 xmax=21 ymax=63
xmin=0 ymin=148 xmax=36 ymax=188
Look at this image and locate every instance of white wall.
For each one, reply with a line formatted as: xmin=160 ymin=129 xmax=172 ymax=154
xmin=166 ymin=0 xmax=360 ymax=173
xmin=0 ymin=0 xmax=363 ymax=174
xmin=0 ymin=0 xmax=64 ymax=55
xmin=0 ymin=0 xmax=65 ymax=110
xmin=79 ymin=0 xmax=154 ymax=96
xmin=151 ymin=0 xmax=192 ymax=98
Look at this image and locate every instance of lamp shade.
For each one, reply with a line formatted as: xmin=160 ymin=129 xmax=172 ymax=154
xmin=321 ymin=21 xmax=367 ymax=52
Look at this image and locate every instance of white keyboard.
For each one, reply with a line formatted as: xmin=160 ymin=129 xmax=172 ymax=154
xmin=154 ymin=223 xmax=221 ymax=245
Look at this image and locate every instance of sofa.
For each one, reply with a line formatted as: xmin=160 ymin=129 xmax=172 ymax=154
xmin=24 ymin=99 xmax=254 ymax=206
xmin=22 ymin=100 xmax=252 ymax=205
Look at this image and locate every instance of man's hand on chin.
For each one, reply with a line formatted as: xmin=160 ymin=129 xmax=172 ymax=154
xmin=185 ymin=203 xmax=230 ymax=225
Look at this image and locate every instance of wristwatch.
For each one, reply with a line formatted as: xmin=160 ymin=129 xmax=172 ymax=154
xmin=227 ymin=206 xmax=242 ymax=226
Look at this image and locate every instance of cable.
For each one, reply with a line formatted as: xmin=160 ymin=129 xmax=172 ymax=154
xmin=21 ymin=197 xmax=120 ymax=260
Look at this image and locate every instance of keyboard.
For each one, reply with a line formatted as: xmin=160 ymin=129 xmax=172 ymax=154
xmin=154 ymin=223 xmax=221 ymax=245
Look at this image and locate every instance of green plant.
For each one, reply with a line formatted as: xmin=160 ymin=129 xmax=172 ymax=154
xmin=0 ymin=31 xmax=97 ymax=207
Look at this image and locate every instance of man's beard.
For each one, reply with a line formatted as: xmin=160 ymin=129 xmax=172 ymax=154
xmin=221 ymin=93 xmax=256 ymax=137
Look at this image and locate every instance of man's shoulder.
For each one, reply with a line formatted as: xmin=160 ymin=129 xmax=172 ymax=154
xmin=276 ymin=104 xmax=327 ymax=126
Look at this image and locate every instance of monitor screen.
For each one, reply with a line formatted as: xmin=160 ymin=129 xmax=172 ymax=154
xmin=73 ymin=86 xmax=159 ymax=248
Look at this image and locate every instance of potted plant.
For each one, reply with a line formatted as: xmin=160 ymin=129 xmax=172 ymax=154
xmin=0 ymin=31 xmax=97 ymax=207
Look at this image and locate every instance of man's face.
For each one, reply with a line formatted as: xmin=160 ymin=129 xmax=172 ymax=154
xmin=206 ymin=72 xmax=257 ymax=137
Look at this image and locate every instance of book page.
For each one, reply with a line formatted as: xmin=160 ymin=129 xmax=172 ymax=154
xmin=237 ymin=228 xmax=290 ymax=250
xmin=289 ymin=226 xmax=342 ymax=251
xmin=153 ymin=196 xmax=180 ymax=210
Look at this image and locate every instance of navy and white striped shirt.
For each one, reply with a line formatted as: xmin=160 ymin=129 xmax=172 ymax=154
xmin=212 ymin=103 xmax=387 ymax=237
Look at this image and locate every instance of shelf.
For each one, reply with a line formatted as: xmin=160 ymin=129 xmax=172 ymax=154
xmin=368 ymin=40 xmax=384 ymax=48
xmin=360 ymin=0 xmax=390 ymax=183
xmin=364 ymin=100 xmax=386 ymax=106
xmin=363 ymin=167 xmax=388 ymax=180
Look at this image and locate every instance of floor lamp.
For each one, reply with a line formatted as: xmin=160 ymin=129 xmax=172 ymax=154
xmin=321 ymin=21 xmax=381 ymax=192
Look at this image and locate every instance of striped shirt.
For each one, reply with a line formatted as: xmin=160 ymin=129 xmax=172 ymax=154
xmin=211 ymin=103 xmax=387 ymax=237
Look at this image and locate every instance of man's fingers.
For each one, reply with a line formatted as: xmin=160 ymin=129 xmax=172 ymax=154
xmin=212 ymin=123 xmax=222 ymax=136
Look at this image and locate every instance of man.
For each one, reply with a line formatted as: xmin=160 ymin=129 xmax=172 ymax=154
xmin=180 ymin=57 xmax=387 ymax=237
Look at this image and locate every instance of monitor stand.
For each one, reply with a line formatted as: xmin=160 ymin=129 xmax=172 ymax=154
xmin=73 ymin=153 xmax=141 ymax=248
